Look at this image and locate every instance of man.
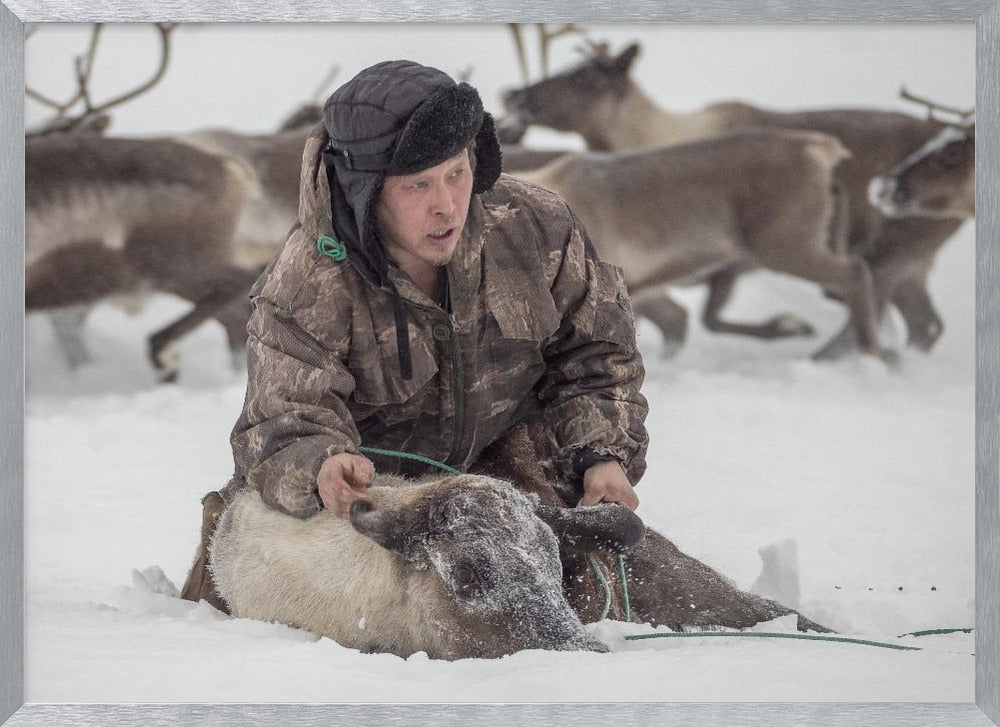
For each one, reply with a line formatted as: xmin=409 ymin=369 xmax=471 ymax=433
xmin=181 ymin=59 xmax=648 ymax=608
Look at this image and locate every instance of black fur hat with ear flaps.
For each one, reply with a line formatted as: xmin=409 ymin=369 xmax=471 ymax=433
xmin=322 ymin=60 xmax=502 ymax=286
xmin=321 ymin=60 xmax=503 ymax=380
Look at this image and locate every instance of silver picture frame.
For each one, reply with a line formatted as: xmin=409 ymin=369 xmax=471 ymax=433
xmin=2 ymin=3 xmax=997 ymax=726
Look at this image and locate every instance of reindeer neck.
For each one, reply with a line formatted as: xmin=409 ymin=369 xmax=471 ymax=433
xmin=586 ymin=83 xmax=723 ymax=151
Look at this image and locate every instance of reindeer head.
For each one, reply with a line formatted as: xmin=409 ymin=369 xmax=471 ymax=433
xmin=502 ymin=42 xmax=641 ymax=137
xmin=868 ymin=123 xmax=975 ymax=219
xmin=350 ymin=474 xmax=644 ymax=658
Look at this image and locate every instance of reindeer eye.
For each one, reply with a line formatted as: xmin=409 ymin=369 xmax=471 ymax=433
xmin=455 ymin=564 xmax=477 ymax=585
xmin=940 ymin=143 xmax=965 ymax=167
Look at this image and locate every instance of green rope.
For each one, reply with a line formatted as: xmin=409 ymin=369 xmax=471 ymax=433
xmin=316 ymin=234 xmax=347 ymax=261
xmin=618 ymin=554 xmax=631 ymax=623
xmin=586 ymin=553 xmax=613 ymax=621
xmin=356 ymin=444 xmax=968 ymax=654
xmin=354 ymin=444 xmax=969 ymax=654
xmin=623 ymin=631 xmax=922 ymax=651
xmin=898 ymin=627 xmax=973 ymax=638
xmin=358 ymin=445 xmax=461 ymax=475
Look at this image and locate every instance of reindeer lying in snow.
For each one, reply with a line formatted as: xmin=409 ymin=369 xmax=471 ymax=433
xmin=503 ymin=42 xmax=972 ymax=355
xmin=515 ymin=129 xmax=894 ymax=362
xmin=208 ymin=425 xmax=828 ymax=660
xmin=211 ymin=475 xmax=630 ymax=659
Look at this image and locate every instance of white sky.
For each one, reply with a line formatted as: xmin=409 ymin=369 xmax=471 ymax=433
xmin=24 ymin=24 xmax=975 ymax=139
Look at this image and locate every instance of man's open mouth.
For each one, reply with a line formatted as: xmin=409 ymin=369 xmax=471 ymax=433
xmin=428 ymin=228 xmax=455 ymax=241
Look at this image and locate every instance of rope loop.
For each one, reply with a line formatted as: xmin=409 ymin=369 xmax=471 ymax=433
xmin=357 ymin=445 xmax=461 ymax=475
xmin=316 ymin=234 xmax=347 ymax=262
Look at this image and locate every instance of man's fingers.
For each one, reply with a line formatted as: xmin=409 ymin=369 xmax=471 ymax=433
xmin=317 ymin=453 xmax=376 ymax=519
xmin=345 ymin=455 xmax=375 ymax=488
xmin=579 ymin=483 xmax=639 ymax=510
xmin=328 ymin=486 xmax=372 ymax=519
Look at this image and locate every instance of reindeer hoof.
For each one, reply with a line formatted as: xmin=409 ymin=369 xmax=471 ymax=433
xmin=797 ymin=614 xmax=834 ymax=633
xmin=764 ymin=314 xmax=815 ymax=339
xmin=659 ymin=338 xmax=685 ymax=359
xmin=907 ymin=321 xmax=943 ymax=352
xmin=879 ymin=348 xmax=902 ymax=370
xmin=148 ymin=335 xmax=181 ymax=383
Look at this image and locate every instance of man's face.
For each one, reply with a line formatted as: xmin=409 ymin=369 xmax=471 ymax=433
xmin=375 ymin=149 xmax=475 ymax=273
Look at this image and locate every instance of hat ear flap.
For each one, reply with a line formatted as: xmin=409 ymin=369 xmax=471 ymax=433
xmin=472 ymin=112 xmax=503 ymax=194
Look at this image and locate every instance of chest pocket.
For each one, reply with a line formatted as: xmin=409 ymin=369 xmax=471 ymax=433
xmin=348 ymin=311 xmax=440 ymax=407
xmin=487 ymin=285 xmax=562 ymax=344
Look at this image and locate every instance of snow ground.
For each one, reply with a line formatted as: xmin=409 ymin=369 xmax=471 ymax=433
xmin=23 ymin=221 xmax=976 ymax=703
xmin=22 ymin=22 xmax=976 ymax=705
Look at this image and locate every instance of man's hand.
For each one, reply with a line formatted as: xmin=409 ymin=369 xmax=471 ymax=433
xmin=317 ymin=452 xmax=376 ymax=518
xmin=580 ymin=459 xmax=639 ymax=510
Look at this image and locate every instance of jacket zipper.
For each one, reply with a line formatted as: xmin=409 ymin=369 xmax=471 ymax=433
xmin=444 ymin=267 xmax=466 ymax=468
xmin=390 ymin=280 xmax=466 ymax=469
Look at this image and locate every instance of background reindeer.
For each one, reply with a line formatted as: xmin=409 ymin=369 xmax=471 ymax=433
xmin=25 ymin=24 xmax=261 ymax=380
xmin=503 ymin=37 xmax=975 ymax=357
xmin=516 ymin=130 xmax=898 ymax=361
xmin=869 ymin=122 xmax=975 ymax=221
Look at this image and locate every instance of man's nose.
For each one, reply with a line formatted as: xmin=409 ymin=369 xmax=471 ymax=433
xmin=429 ymin=180 xmax=456 ymax=216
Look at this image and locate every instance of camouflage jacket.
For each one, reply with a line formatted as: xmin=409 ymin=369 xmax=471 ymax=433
xmin=226 ymin=128 xmax=649 ymax=518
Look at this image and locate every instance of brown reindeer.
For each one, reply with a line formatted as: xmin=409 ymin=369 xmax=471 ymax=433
xmin=516 ymin=129 xmax=894 ymax=362
xmin=25 ymin=133 xmax=260 ymax=380
xmin=869 ymin=123 xmax=975 ymax=220
xmin=503 ymin=42 xmax=971 ymax=355
xmin=26 ymin=23 xmax=265 ymax=379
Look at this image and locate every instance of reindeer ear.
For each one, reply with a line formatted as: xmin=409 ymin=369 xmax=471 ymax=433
xmin=614 ymin=43 xmax=641 ymax=74
xmin=349 ymin=499 xmax=429 ymax=563
xmin=535 ymin=503 xmax=646 ymax=553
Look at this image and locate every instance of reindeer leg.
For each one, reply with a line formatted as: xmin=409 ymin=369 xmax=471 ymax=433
xmin=625 ymin=528 xmax=830 ymax=633
xmin=702 ymin=268 xmax=815 ymax=340
xmin=826 ymin=214 xmax=960 ymax=356
xmin=892 ymin=275 xmax=943 ymax=352
xmin=27 ymin=242 xmax=138 ymax=369
xmin=769 ymin=249 xmax=895 ymax=365
xmin=212 ymin=296 xmax=254 ymax=371
xmin=151 ymin=266 xmax=259 ymax=382
xmin=632 ymin=291 xmax=688 ymax=358
xmin=48 ymin=305 xmax=92 ymax=369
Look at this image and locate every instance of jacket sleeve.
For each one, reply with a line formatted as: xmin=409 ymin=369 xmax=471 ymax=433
xmin=537 ymin=212 xmax=650 ymax=486
xmin=229 ymin=297 xmax=362 ymax=519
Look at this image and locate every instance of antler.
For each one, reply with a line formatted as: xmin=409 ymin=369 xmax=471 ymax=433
xmin=537 ymin=23 xmax=584 ymax=78
xmin=576 ymin=38 xmax=611 ymax=60
xmin=26 ymin=23 xmax=176 ymax=135
xmin=309 ymin=64 xmax=341 ymax=103
xmin=508 ymin=22 xmax=589 ymax=81
xmin=508 ymin=23 xmax=529 ymax=86
xmin=899 ymin=86 xmax=975 ymax=124
xmin=24 ymin=24 xmax=103 ymax=120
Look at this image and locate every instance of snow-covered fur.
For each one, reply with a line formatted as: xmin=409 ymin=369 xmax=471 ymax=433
xmin=208 ymin=473 xmax=633 ymax=659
